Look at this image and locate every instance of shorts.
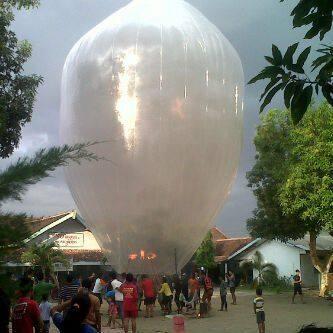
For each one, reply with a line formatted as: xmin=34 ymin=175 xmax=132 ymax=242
xmin=144 ymin=297 xmax=156 ymax=305
xmin=294 ymin=285 xmax=302 ymax=295
xmin=202 ymin=289 xmax=213 ymax=302
xmin=124 ymin=309 xmax=138 ymax=318
xmin=230 ymin=287 xmax=236 ymax=293
xmin=256 ymin=311 xmax=265 ymax=324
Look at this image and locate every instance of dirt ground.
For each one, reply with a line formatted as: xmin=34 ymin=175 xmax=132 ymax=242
xmin=45 ymin=289 xmax=332 ymax=333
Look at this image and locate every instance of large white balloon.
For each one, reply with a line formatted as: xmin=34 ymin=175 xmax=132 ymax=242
xmin=60 ymin=0 xmax=244 ymax=274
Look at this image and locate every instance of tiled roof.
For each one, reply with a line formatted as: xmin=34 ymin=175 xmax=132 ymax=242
xmin=211 ymin=226 xmax=228 ymax=242
xmin=214 ymin=237 xmax=253 ymax=262
xmin=62 ymin=250 xmax=104 ymax=262
xmin=24 ymin=211 xmax=73 ymax=235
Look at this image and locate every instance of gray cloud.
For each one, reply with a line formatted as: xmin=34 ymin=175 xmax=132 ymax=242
xmin=1 ymin=0 xmax=322 ymax=236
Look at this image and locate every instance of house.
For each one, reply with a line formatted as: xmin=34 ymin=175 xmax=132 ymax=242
xmin=213 ymin=229 xmax=333 ymax=288
xmin=4 ymin=210 xmax=110 ymax=278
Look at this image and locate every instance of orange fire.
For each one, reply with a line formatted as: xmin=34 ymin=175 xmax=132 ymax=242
xmin=128 ymin=250 xmax=157 ymax=261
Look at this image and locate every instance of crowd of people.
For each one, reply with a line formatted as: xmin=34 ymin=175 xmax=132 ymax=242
xmin=0 ymin=267 xmax=315 ymax=333
xmin=0 ymin=268 xmax=240 ymax=333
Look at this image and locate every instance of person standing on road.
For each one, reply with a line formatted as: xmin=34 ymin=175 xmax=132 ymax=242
xmin=219 ymin=277 xmax=228 ymax=311
xmin=253 ymin=288 xmax=265 ymax=333
xmin=226 ymin=271 xmax=237 ymax=305
xmin=292 ymin=269 xmax=305 ymax=304
xmin=110 ymin=271 xmax=124 ymax=328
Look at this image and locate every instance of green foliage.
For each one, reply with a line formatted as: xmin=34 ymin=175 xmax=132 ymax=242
xmin=249 ymin=1 xmax=333 ymax=124
xmin=280 ymin=103 xmax=333 ymax=234
xmin=247 ymin=102 xmax=333 ymax=241
xmin=0 ymin=143 xmax=99 ymax=203
xmin=240 ymin=251 xmax=278 ymax=286
xmin=195 ymin=231 xmax=216 ymax=271
xmin=246 ymin=109 xmax=306 ymax=241
xmin=0 ymin=1 xmax=43 ymax=157
xmin=21 ymin=242 xmax=69 ymax=276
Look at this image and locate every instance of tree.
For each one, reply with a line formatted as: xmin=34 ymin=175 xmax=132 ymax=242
xmin=247 ymin=103 xmax=333 ymax=296
xmin=21 ymin=242 xmax=69 ymax=287
xmin=240 ymin=251 xmax=278 ymax=286
xmin=195 ymin=231 xmax=216 ymax=271
xmin=246 ymin=108 xmax=306 ymax=242
xmin=0 ymin=1 xmax=100 ymax=263
xmin=280 ymin=103 xmax=333 ymax=295
xmin=249 ymin=0 xmax=333 ymax=124
xmin=0 ymin=0 xmax=42 ymax=157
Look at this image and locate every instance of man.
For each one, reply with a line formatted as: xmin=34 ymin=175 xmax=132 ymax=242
xmin=33 ymin=272 xmax=56 ymax=304
xmin=92 ymin=272 xmax=106 ymax=304
xmin=200 ymin=271 xmax=213 ymax=310
xmin=181 ymin=273 xmax=189 ymax=302
xmin=253 ymin=288 xmax=265 ymax=333
xmin=292 ymin=269 xmax=305 ymax=304
xmin=120 ymin=273 xmax=138 ymax=333
xmin=188 ymin=273 xmax=200 ymax=309
xmin=141 ymin=274 xmax=156 ymax=317
xmin=110 ymin=271 xmax=124 ymax=327
xmin=80 ymin=278 xmax=101 ymax=332
xmin=12 ymin=277 xmax=43 ymax=333
xmin=59 ymin=274 xmax=79 ymax=303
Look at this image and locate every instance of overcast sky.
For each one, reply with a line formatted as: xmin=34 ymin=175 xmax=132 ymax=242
xmin=2 ymin=0 xmax=318 ymax=236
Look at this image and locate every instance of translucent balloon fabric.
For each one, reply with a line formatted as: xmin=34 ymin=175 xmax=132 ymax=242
xmin=60 ymin=0 xmax=244 ymax=274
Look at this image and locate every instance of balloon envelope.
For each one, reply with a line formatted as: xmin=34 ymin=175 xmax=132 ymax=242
xmin=60 ymin=0 xmax=244 ymax=274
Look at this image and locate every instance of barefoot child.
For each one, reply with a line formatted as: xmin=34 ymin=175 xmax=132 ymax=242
xmin=253 ymin=288 xmax=265 ymax=333
xmin=106 ymin=291 xmax=118 ymax=329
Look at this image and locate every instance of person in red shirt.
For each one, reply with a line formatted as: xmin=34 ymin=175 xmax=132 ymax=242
xmin=119 ymin=273 xmax=138 ymax=333
xmin=12 ymin=277 xmax=43 ymax=333
xmin=141 ymin=274 xmax=156 ymax=318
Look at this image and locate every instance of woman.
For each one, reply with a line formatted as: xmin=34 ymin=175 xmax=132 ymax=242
xmin=173 ymin=275 xmax=182 ymax=314
xmin=159 ymin=276 xmax=173 ymax=315
xmin=51 ymin=293 xmax=97 ymax=333
xmin=226 ymin=271 xmax=237 ymax=305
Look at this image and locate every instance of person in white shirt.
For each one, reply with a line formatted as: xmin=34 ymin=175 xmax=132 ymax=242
xmin=110 ymin=272 xmax=124 ymax=327
xmin=39 ymin=294 xmax=52 ymax=333
xmin=92 ymin=273 xmax=104 ymax=304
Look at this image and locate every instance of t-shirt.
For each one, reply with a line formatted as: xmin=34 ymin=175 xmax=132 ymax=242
xmin=52 ymin=312 xmax=97 ymax=333
xmin=253 ymin=296 xmax=264 ymax=312
xmin=84 ymin=293 xmax=100 ymax=327
xmin=219 ymin=281 xmax=228 ymax=296
xmin=33 ymin=281 xmax=55 ymax=303
xmin=92 ymin=278 xmax=104 ymax=294
xmin=39 ymin=301 xmax=51 ymax=321
xmin=159 ymin=283 xmax=173 ymax=296
xmin=188 ymin=278 xmax=200 ymax=294
xmin=59 ymin=283 xmax=79 ymax=302
xmin=204 ymin=277 xmax=213 ymax=291
xmin=12 ymin=297 xmax=40 ymax=333
xmin=294 ymin=275 xmax=301 ymax=286
xmin=141 ymin=279 xmax=155 ymax=298
xmin=120 ymin=282 xmax=138 ymax=312
xmin=111 ymin=279 xmax=123 ymax=301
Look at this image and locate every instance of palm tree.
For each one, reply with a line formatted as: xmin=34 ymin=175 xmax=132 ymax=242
xmin=21 ymin=242 xmax=69 ymax=287
xmin=240 ymin=251 xmax=278 ymax=286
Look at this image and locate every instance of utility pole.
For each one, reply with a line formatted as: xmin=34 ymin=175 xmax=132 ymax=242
xmin=174 ymin=248 xmax=178 ymax=275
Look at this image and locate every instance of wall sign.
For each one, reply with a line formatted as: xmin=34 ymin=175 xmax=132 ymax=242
xmin=49 ymin=232 xmax=84 ymax=247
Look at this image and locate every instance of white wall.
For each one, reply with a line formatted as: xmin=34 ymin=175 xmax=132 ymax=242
xmin=239 ymin=240 xmax=306 ymax=279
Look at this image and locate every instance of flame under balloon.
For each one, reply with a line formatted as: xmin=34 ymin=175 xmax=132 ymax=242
xmin=60 ymin=0 xmax=244 ymax=273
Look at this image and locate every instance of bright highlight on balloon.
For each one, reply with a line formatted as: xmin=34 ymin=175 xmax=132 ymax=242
xmin=60 ymin=0 xmax=244 ymax=274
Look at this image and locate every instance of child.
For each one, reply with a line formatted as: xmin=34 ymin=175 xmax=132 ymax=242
xmin=120 ymin=273 xmax=139 ymax=333
xmin=253 ymin=288 xmax=265 ymax=333
xmin=106 ymin=290 xmax=118 ymax=329
xmin=12 ymin=277 xmax=43 ymax=333
xmin=219 ymin=278 xmax=228 ymax=311
xmin=39 ymin=294 xmax=52 ymax=333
